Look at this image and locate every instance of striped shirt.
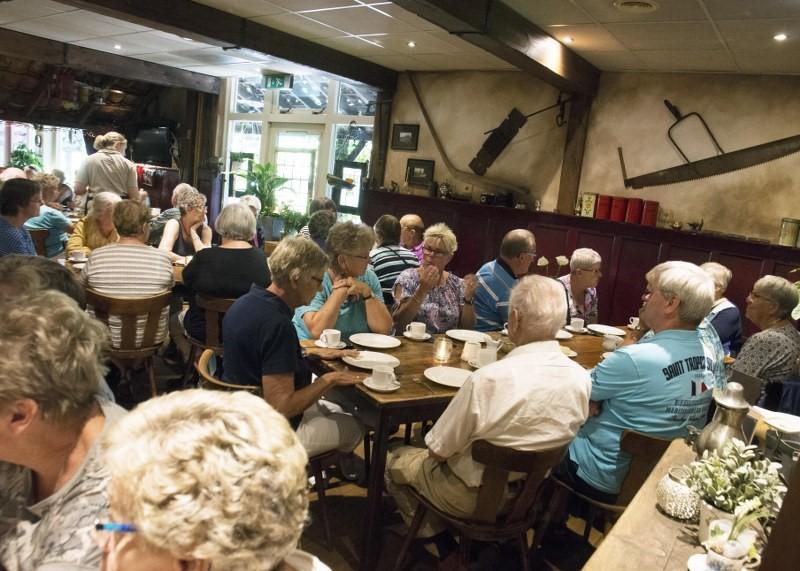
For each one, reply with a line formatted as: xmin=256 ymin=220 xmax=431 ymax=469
xmin=473 ymin=259 xmax=517 ymax=332
xmin=81 ymin=243 xmax=174 ymax=348
xmin=369 ymin=245 xmax=419 ymax=305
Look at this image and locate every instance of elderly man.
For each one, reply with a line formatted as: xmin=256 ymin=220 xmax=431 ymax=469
xmin=473 ymin=229 xmax=536 ymax=331
xmin=385 ymin=275 xmax=591 ymax=557
xmin=399 ymin=213 xmax=425 ymax=262
xmin=562 ymin=261 xmax=720 ymax=502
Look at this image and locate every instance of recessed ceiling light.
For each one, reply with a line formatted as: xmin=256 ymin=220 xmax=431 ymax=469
xmin=407 ymin=41 xmax=416 ymax=48
xmin=613 ymin=0 xmax=659 ymax=14
xmin=774 ymin=33 xmax=788 ymax=42
xmin=563 ymin=36 xmax=574 ymax=44
xmin=113 ymin=44 xmax=122 ymax=50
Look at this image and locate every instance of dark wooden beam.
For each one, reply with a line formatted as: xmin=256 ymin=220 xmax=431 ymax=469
xmin=392 ymin=0 xmax=599 ymax=95
xmin=58 ymin=0 xmax=398 ymax=91
xmin=24 ymin=65 xmax=56 ymax=118
xmin=557 ymin=93 xmax=593 ymax=214
xmin=0 ymin=28 xmax=219 ymax=94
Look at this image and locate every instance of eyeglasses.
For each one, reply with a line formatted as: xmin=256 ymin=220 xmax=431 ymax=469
xmin=422 ymin=245 xmax=449 ymax=257
xmin=347 ymin=253 xmax=370 ymax=262
xmin=93 ymin=520 xmax=138 ymax=551
xmin=310 ymin=274 xmax=325 ymax=285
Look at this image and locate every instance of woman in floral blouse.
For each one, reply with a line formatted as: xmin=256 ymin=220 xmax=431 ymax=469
xmin=558 ymin=248 xmax=602 ymax=325
xmin=393 ymin=223 xmax=477 ymax=334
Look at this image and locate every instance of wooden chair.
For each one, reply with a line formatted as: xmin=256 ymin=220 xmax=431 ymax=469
xmin=29 ymin=229 xmax=48 ymax=256
xmin=393 ymin=441 xmax=569 ymax=571
xmin=85 ymin=289 xmax=172 ymax=398
xmin=181 ymin=294 xmax=236 ymax=385
xmin=195 ymin=348 xmax=260 ymax=393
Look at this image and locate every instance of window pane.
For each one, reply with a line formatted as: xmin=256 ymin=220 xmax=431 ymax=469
xmin=334 ymin=124 xmax=373 ymax=164
xmin=273 ymin=130 xmax=320 ymax=213
xmin=234 ymin=76 xmax=265 ymax=114
xmin=337 ymin=82 xmax=377 ymax=116
xmin=54 ymin=128 xmax=87 ymax=187
xmin=277 ymin=75 xmax=328 ymax=114
xmin=228 ymin=120 xmax=262 ymax=195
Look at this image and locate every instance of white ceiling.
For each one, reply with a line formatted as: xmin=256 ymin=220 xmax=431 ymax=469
xmin=0 ymin=0 xmax=798 ymax=80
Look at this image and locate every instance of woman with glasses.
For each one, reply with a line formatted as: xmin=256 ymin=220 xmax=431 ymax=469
xmin=66 ymin=191 xmax=122 ymax=256
xmin=0 ymin=178 xmax=42 ymax=256
xmin=393 ymin=223 xmax=477 ymax=334
xmin=158 ymin=189 xmax=211 ymax=262
xmin=558 ymin=248 xmax=602 ymax=325
xmin=293 ymin=221 xmax=392 ymax=341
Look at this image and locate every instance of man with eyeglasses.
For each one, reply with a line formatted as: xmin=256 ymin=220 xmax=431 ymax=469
xmin=399 ymin=213 xmax=425 ymax=262
xmin=473 ymin=229 xmax=536 ymax=332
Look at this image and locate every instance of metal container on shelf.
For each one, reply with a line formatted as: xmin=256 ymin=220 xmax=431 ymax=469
xmin=778 ymin=217 xmax=800 ymax=246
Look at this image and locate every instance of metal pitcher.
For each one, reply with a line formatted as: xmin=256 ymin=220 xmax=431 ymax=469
xmin=689 ymin=382 xmax=750 ymax=455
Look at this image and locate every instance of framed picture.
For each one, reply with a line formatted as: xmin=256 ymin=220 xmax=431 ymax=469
xmin=391 ymin=123 xmax=420 ymax=151
xmin=406 ymin=159 xmax=435 ymax=187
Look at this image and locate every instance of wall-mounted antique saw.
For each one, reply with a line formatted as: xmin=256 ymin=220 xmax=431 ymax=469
xmin=618 ymin=99 xmax=800 ymax=189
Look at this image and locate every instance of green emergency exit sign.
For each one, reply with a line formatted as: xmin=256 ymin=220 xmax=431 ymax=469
xmin=262 ymin=74 xmax=294 ymax=89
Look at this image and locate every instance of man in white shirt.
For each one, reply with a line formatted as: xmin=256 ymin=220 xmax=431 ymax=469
xmin=385 ymin=275 xmax=591 ymax=547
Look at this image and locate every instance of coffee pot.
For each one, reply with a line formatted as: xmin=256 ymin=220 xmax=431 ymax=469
xmin=688 ymin=382 xmax=750 ymax=455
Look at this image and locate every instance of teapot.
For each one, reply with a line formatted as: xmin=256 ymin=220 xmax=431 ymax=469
xmin=688 ymin=382 xmax=750 ymax=455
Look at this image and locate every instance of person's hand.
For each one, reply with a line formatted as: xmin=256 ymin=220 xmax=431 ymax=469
xmin=307 ymin=348 xmax=358 ymax=360
xmin=463 ymin=273 xmax=477 ymax=301
xmin=331 ymin=276 xmax=353 ymax=297
xmin=347 ymin=280 xmax=372 ymax=300
xmin=589 ymin=400 xmax=602 ymax=417
xmin=190 ymin=220 xmax=203 ymax=233
xmin=324 ymin=370 xmax=368 ymax=386
xmin=418 ymin=265 xmax=440 ymax=294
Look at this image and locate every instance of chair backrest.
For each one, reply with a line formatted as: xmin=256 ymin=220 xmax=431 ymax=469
xmin=196 ymin=349 xmax=260 ymax=394
xmin=729 ymin=369 xmax=763 ymax=406
xmin=615 ymin=430 xmax=672 ymax=506
xmin=29 ymin=229 xmax=48 ymax=256
xmin=470 ymin=440 xmax=568 ymax=524
xmin=196 ymin=294 xmax=236 ymax=348
xmin=85 ymin=289 xmax=172 ymax=350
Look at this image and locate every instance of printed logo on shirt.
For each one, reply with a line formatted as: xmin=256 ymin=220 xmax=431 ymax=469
xmin=662 ymin=355 xmax=715 ymax=381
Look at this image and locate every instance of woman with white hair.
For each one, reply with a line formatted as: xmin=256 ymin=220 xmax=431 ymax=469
xmin=559 ymin=248 xmax=602 ymax=325
xmin=99 ymin=390 xmax=330 ymax=570
xmin=0 ymin=289 xmax=127 ymax=569
xmin=239 ymin=194 xmax=264 ymax=247
xmin=731 ymin=275 xmax=800 ymax=407
xmin=74 ymin=131 xmax=139 ymax=200
xmin=293 ymin=221 xmax=392 ymax=341
xmin=701 ymin=262 xmax=742 ymax=355
xmin=158 ymin=190 xmax=212 ymax=261
xmin=66 ymin=191 xmax=121 ymax=255
xmin=393 ymin=223 xmax=477 ymax=334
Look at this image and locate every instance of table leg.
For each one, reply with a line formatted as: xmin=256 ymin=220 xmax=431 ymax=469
xmin=358 ymin=410 xmax=393 ymax=571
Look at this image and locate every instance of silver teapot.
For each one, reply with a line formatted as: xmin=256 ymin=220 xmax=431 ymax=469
xmin=687 ymin=382 xmax=750 ymax=455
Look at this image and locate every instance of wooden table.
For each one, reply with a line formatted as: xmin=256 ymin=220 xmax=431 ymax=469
xmin=304 ymin=330 xmax=606 ymax=571
xmin=583 ymin=439 xmax=701 ymax=571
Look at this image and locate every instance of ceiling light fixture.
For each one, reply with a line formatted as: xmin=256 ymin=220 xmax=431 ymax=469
xmin=113 ymin=44 xmax=122 ymax=50
xmin=613 ymin=0 xmax=659 ymax=14
xmin=774 ymin=33 xmax=788 ymax=42
xmin=407 ymin=41 xmax=416 ymax=48
xmin=563 ymin=36 xmax=574 ymax=44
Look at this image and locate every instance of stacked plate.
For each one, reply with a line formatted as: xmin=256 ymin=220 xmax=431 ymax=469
xmin=587 ymin=324 xmax=626 ymax=336
xmin=349 ymin=333 xmax=401 ymax=349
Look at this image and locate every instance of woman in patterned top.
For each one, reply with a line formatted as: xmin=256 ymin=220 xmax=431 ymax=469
xmin=731 ymin=275 xmax=800 ymax=408
xmin=558 ymin=248 xmax=602 ymax=325
xmin=393 ymin=223 xmax=477 ymax=334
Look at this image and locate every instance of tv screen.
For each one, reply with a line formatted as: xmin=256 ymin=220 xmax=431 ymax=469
xmin=132 ymin=127 xmax=172 ymax=166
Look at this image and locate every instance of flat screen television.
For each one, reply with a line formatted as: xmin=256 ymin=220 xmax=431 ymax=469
xmin=132 ymin=127 xmax=172 ymax=166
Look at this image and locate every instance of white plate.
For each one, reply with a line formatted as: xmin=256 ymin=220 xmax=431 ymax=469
xmin=686 ymin=554 xmax=708 ymax=571
xmin=362 ymin=377 xmax=400 ymax=393
xmin=556 ymin=329 xmax=573 ymax=340
xmin=445 ymin=329 xmax=492 ymax=343
xmin=587 ymin=324 xmax=626 ymax=336
xmin=759 ymin=410 xmax=800 ymax=434
xmin=424 ymin=366 xmax=471 ymax=388
xmin=349 ymin=333 xmax=401 ymax=349
xmin=560 ymin=346 xmax=577 ymax=358
xmin=342 ymin=351 xmax=400 ymax=369
xmin=314 ymin=340 xmax=346 ymax=349
xmin=564 ymin=325 xmax=588 ymax=334
xmin=601 ymin=352 xmax=614 ymax=360
xmin=403 ymin=331 xmax=431 ymax=341
xmin=67 ymin=256 xmax=87 ymax=263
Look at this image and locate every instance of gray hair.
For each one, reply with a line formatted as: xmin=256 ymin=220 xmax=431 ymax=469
xmin=326 ymin=221 xmax=375 ymax=273
xmin=0 ymin=255 xmax=86 ymax=309
xmin=500 ymin=229 xmax=535 ymax=258
xmin=308 ymin=210 xmax=337 ymax=243
xmin=89 ymin=191 xmax=122 ymax=217
xmin=171 ymin=183 xmax=197 ymax=206
xmin=239 ymin=194 xmax=261 ymax=216
xmin=646 ymin=261 xmax=714 ymax=326
xmin=423 ymin=223 xmax=458 ymax=255
xmin=570 ymin=248 xmax=602 ymax=272
xmin=509 ymin=275 xmax=567 ymax=340
xmin=104 ymin=390 xmax=309 ymax=570
xmin=215 ymin=203 xmax=256 ymax=241
xmin=177 ymin=190 xmax=206 ymax=215
xmin=268 ymin=236 xmax=329 ymax=288
xmin=0 ymin=290 xmax=108 ymax=422
xmin=701 ymin=262 xmax=733 ymax=295
xmin=753 ymin=275 xmax=799 ymax=320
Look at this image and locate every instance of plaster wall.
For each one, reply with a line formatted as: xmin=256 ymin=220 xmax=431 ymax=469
xmin=384 ymin=71 xmax=567 ymax=210
xmin=580 ymin=72 xmax=800 ymax=242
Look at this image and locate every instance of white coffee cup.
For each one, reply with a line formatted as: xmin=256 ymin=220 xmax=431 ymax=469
xmin=629 ymin=316 xmax=640 ymax=329
xmin=71 ymin=250 xmax=86 ymax=262
xmin=371 ymin=365 xmax=396 ymax=389
xmin=570 ymin=317 xmax=585 ymax=331
xmin=602 ymin=334 xmax=624 ymax=351
xmin=405 ymin=322 xmax=426 ymax=338
xmin=321 ymin=329 xmax=341 ymax=347
xmin=150 ymin=207 xmax=161 ymax=217
xmin=461 ymin=340 xmax=480 ymax=362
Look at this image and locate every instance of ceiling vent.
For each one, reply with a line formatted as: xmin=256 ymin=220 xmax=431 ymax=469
xmin=613 ymin=0 xmax=660 ymax=14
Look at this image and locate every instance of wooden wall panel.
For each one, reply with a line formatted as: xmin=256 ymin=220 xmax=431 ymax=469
xmin=607 ymin=238 xmax=661 ymax=325
xmin=662 ymin=245 xmax=712 ymax=265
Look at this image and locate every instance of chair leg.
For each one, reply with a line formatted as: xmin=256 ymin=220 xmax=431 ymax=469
xmin=531 ymin=483 xmax=568 ymax=553
xmin=392 ymin=503 xmax=427 ymax=571
xmin=583 ymin=504 xmax=597 ymax=541
xmin=311 ymin=460 xmax=332 ymax=549
xmin=404 ymin=422 xmax=413 ymax=444
xmin=181 ymin=344 xmax=198 ymax=386
xmin=519 ymin=532 xmax=531 ymax=571
xmin=363 ymin=431 xmax=371 ymax=479
xmin=458 ymin=534 xmax=471 ymax=570
xmin=146 ymin=357 xmax=158 ymax=397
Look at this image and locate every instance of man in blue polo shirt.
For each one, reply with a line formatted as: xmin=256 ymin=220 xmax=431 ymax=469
xmin=562 ymin=261 xmax=721 ymax=501
xmin=473 ymin=229 xmax=536 ymax=331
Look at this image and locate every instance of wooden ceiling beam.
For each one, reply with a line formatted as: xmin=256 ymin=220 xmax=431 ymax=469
xmin=0 ymin=28 xmax=220 ymax=94
xmin=58 ymin=0 xmax=398 ymax=91
xmin=391 ymin=0 xmax=600 ymax=95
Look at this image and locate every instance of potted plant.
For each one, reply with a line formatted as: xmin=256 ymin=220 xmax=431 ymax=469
xmin=277 ymin=205 xmax=309 ymax=236
xmin=10 ymin=144 xmax=43 ymax=170
xmin=705 ymin=499 xmax=768 ymax=571
xmin=236 ymin=162 xmax=289 ymax=240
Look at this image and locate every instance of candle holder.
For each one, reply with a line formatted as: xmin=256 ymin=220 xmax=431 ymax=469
xmin=433 ymin=337 xmax=453 ymax=362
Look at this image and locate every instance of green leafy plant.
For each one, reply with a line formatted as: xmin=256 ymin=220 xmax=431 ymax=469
xmin=278 ymin=205 xmax=309 ymax=234
xmin=235 ymin=162 xmax=288 ymax=218
xmin=9 ymin=144 xmax=43 ymax=169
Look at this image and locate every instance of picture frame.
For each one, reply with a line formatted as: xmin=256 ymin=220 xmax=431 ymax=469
xmin=391 ymin=123 xmax=420 ymax=151
xmin=406 ymin=159 xmax=435 ymax=187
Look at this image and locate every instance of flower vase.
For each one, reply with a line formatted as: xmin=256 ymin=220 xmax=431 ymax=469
xmin=698 ymin=501 xmax=733 ymax=543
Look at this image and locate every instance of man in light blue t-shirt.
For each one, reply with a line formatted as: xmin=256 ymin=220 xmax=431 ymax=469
xmin=562 ymin=261 xmax=722 ymax=501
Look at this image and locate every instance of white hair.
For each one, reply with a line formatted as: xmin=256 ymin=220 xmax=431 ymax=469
xmin=509 ymin=275 xmax=567 ymax=340
xmin=239 ymin=194 xmax=262 ymax=215
xmin=215 ymin=203 xmax=256 ymax=241
xmin=701 ymin=262 xmax=733 ymax=295
xmin=570 ymin=248 xmax=602 ymax=272
xmin=646 ymin=261 xmax=714 ymax=326
xmin=89 ymin=191 xmax=122 ymax=216
xmin=753 ymin=275 xmax=799 ymax=320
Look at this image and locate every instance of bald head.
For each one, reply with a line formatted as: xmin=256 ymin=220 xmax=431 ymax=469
xmin=399 ymin=214 xmax=424 ymax=248
xmin=0 ymin=168 xmax=26 ymax=182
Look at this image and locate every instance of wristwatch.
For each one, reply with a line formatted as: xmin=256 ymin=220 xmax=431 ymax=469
xmin=364 ymin=291 xmax=373 ymax=300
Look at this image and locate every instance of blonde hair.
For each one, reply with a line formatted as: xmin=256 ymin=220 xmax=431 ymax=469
xmin=215 ymin=203 xmax=256 ymax=241
xmin=423 ymin=223 xmax=457 ymax=255
xmin=0 ymin=290 xmax=108 ymax=422
xmin=93 ymin=131 xmax=126 ymax=150
xmin=113 ymin=200 xmax=150 ymax=237
xmin=268 ymin=236 xmax=329 ymax=288
xmin=104 ymin=390 xmax=309 ymax=570
xmin=509 ymin=275 xmax=567 ymax=340
xmin=326 ymin=221 xmax=375 ymax=273
xmin=177 ymin=190 xmax=206 ymax=215
xmin=89 ymin=191 xmax=122 ymax=217
xmin=753 ymin=275 xmax=799 ymax=320
xmin=171 ymin=183 xmax=196 ymax=207
xmin=32 ymin=172 xmax=60 ymax=199
xmin=646 ymin=261 xmax=714 ymax=326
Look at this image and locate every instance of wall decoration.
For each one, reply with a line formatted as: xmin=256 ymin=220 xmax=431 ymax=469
xmin=391 ymin=123 xmax=420 ymax=151
xmin=406 ymin=159 xmax=435 ymax=187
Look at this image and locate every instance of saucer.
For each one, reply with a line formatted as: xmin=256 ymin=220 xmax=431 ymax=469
xmin=314 ymin=340 xmax=346 ymax=349
xmin=601 ymin=351 xmax=614 ymax=360
xmin=686 ymin=554 xmax=708 ymax=571
xmin=560 ymin=346 xmax=577 ymax=358
xmin=363 ymin=377 xmax=400 ymax=393
xmin=565 ymin=325 xmax=588 ymax=334
xmin=403 ymin=331 xmax=431 ymax=341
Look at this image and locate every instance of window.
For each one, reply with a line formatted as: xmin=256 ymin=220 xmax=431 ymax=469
xmin=276 ymin=75 xmax=328 ymax=114
xmin=227 ymin=120 xmax=262 ymax=196
xmin=272 ymin=130 xmax=321 ymax=214
xmin=337 ymin=82 xmax=377 ymax=116
xmin=234 ymin=76 xmax=265 ymax=114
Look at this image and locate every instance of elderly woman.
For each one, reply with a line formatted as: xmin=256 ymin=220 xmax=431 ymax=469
xmin=731 ymin=275 xmax=800 ymax=407
xmin=0 ymin=178 xmax=42 ymax=256
xmin=701 ymin=262 xmax=743 ymax=355
xmin=239 ymin=194 xmax=264 ymax=247
xmin=99 ymin=390 xmax=328 ymax=570
xmin=24 ymin=173 xmax=74 ymax=257
xmin=158 ymin=189 xmax=212 ymax=261
xmin=558 ymin=247 xmax=602 ymax=325
xmin=299 ymin=196 xmax=336 ymax=238
xmin=308 ymin=209 xmax=336 ymax=250
xmin=223 ymin=237 xmax=365 ymax=457
xmin=393 ymin=223 xmax=477 ymax=334
xmin=370 ymin=214 xmax=419 ymax=306
xmin=0 ymin=289 xmax=127 ymax=569
xmin=181 ymin=202 xmax=270 ymax=343
xmin=148 ymin=182 xmax=196 ymax=246
xmin=81 ymin=200 xmax=174 ymax=348
xmin=293 ymin=221 xmax=392 ymax=341
xmin=66 ymin=191 xmax=121 ymax=255
xmin=75 ymin=131 xmax=139 ymax=200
